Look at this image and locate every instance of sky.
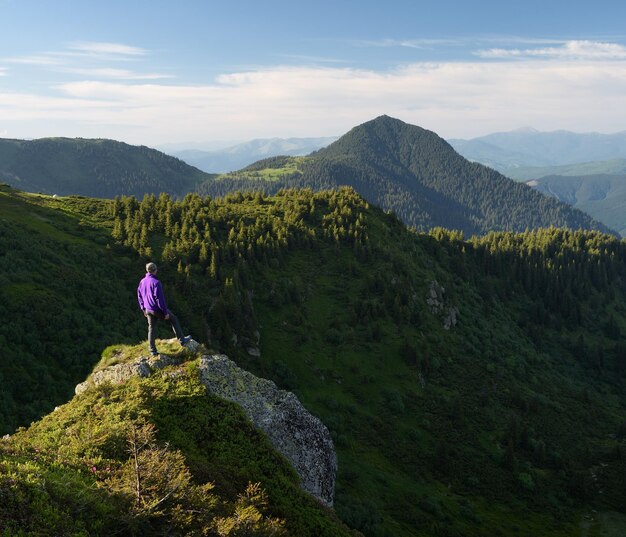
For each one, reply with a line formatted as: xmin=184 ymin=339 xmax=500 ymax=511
xmin=2 ymin=0 xmax=626 ymax=146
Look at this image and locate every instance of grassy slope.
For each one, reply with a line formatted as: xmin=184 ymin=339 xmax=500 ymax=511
xmin=2 ymin=186 xmax=626 ymax=536
xmin=0 ymin=186 xmax=207 ymax=433
xmin=1 ymin=343 xmax=356 ymax=536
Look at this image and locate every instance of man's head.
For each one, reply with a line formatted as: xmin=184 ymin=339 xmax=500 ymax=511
xmin=146 ymin=262 xmax=158 ymax=274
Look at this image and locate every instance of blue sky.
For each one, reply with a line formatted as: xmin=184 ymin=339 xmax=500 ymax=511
xmin=2 ymin=0 xmax=626 ymax=145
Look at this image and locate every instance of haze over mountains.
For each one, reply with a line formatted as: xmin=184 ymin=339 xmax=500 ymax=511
xmin=449 ymin=128 xmax=626 ymax=174
xmin=169 ymin=136 xmax=338 ymax=173
xmin=444 ymin=129 xmax=626 ymax=237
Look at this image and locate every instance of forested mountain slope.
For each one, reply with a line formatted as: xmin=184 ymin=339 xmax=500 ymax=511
xmin=527 ymin=173 xmax=626 ymax=236
xmin=198 ymin=116 xmax=612 ymax=236
xmin=0 ymin=137 xmax=211 ymax=198
xmin=2 ymin=184 xmax=626 ymax=536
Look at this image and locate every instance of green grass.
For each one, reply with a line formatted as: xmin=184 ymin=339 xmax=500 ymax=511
xmin=217 ymin=156 xmax=307 ymax=182
xmin=1 ymin=345 xmax=356 ymax=536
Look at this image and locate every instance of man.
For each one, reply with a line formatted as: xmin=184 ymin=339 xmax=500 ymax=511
xmin=137 ymin=262 xmax=191 ymax=356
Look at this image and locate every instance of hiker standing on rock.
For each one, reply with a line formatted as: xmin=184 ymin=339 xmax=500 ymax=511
xmin=137 ymin=262 xmax=191 ymax=356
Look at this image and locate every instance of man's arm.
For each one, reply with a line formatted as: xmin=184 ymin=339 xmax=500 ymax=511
xmin=137 ymin=285 xmax=145 ymax=312
xmin=155 ymin=281 xmax=169 ymax=316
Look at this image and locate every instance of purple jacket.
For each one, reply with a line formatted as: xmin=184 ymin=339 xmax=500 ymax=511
xmin=137 ymin=273 xmax=169 ymax=316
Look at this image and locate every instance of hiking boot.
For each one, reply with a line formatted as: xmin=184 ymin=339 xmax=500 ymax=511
xmin=179 ymin=335 xmax=192 ymax=347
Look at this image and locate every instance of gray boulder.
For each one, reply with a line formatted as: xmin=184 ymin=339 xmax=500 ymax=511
xmin=198 ymin=354 xmax=337 ymax=507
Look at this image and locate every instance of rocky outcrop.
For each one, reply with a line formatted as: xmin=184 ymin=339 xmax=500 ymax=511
xmin=74 ymin=340 xmax=337 ymax=507
xmin=443 ymin=306 xmax=459 ymax=330
xmin=198 ymin=354 xmax=336 ymax=507
xmin=75 ymin=353 xmax=182 ymax=394
xmin=427 ymin=280 xmax=446 ymax=314
xmin=427 ymin=280 xmax=459 ymax=330
xmin=75 ymin=339 xmax=203 ymax=395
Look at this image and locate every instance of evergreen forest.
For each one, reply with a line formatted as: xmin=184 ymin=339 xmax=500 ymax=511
xmin=1 ymin=182 xmax=626 ymax=536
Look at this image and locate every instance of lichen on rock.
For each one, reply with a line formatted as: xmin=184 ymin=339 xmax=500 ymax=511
xmin=198 ymin=354 xmax=337 ymax=507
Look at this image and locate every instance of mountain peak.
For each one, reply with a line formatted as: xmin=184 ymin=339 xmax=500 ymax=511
xmin=512 ymin=126 xmax=540 ymax=134
xmin=316 ymin=115 xmax=446 ymax=163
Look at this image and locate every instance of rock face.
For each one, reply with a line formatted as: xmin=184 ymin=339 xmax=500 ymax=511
xmin=427 ymin=280 xmax=446 ymax=314
xmin=198 ymin=354 xmax=337 ymax=507
xmin=74 ymin=341 xmax=337 ymax=507
xmin=427 ymin=280 xmax=460 ymax=330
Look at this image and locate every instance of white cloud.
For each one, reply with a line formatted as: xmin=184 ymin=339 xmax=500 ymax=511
xmin=477 ymin=40 xmax=626 ymax=60
xmin=68 ymin=42 xmax=146 ymax=57
xmin=2 ymin=55 xmax=63 ymax=66
xmin=0 ymin=43 xmax=164 ymax=83
xmin=60 ymin=67 xmax=173 ymax=80
xmin=276 ymin=54 xmax=348 ymax=64
xmin=2 ymin=57 xmax=626 ymax=144
xmin=356 ymin=38 xmax=458 ymax=49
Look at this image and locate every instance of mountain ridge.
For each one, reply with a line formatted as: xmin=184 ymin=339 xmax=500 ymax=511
xmin=450 ymin=128 xmax=626 ymax=173
xmin=200 ymin=115 xmax=615 ymax=236
xmin=527 ymin=173 xmax=626 ymax=236
xmin=0 ymin=137 xmax=212 ymax=198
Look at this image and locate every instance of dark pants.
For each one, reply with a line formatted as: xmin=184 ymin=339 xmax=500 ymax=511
xmin=146 ymin=311 xmax=184 ymax=353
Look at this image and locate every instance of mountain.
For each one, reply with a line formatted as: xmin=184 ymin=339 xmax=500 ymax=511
xmin=0 ymin=137 xmax=212 ymax=198
xmin=3 ymin=184 xmax=626 ymax=536
xmin=527 ymin=174 xmax=626 ymax=236
xmin=449 ymin=129 xmax=626 ymax=174
xmin=171 ymin=136 xmax=337 ymax=173
xmin=198 ymin=116 xmax=613 ymax=236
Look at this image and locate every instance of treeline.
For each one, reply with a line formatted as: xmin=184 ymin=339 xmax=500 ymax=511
xmin=425 ymin=226 xmax=626 ymax=371
xmin=111 ymin=187 xmax=370 ymax=274
xmin=111 ymin=187 xmax=370 ymax=347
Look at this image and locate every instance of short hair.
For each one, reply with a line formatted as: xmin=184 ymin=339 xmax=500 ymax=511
xmin=146 ymin=262 xmax=157 ymax=274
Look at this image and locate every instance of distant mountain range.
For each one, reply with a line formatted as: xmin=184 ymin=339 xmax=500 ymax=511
xmin=0 ymin=120 xmax=615 ymax=236
xmin=497 ymin=159 xmax=626 ymax=182
xmin=198 ymin=116 xmax=612 ymax=236
xmin=449 ymin=129 xmax=626 ymax=175
xmin=169 ymin=136 xmax=337 ymax=173
xmin=0 ymin=137 xmax=210 ymax=198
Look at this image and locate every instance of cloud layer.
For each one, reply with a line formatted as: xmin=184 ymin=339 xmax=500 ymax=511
xmin=477 ymin=40 xmax=626 ymax=60
xmin=1 ymin=40 xmax=626 ymax=144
